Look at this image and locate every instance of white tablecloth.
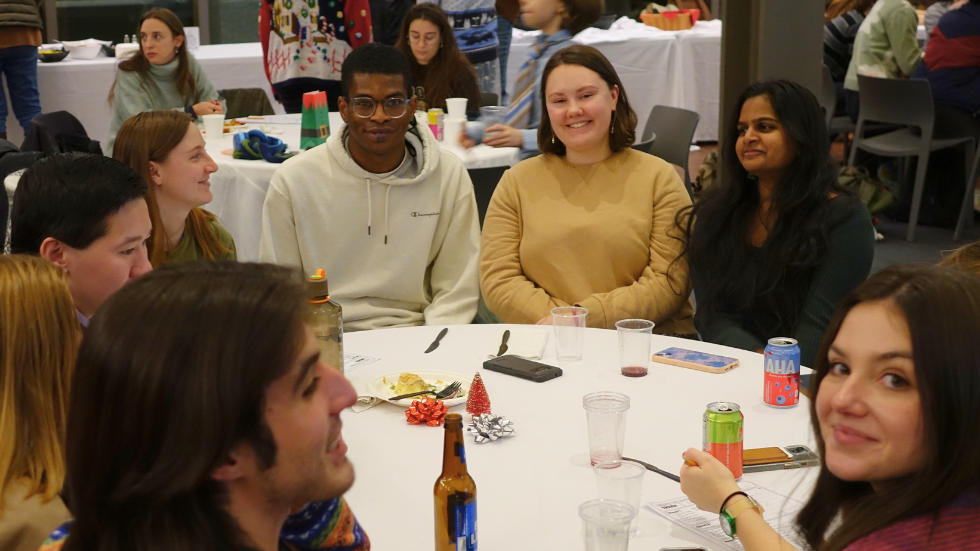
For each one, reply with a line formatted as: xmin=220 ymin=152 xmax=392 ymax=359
xmin=4 ymin=43 xmax=280 ymax=146
xmin=508 ymin=18 xmax=722 ymax=143
xmin=205 ymin=112 xmax=519 ymax=261
xmin=343 ymin=324 xmax=817 ymax=551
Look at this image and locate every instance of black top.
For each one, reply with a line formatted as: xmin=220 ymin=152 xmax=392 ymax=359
xmin=693 ymin=197 xmax=875 ymax=367
xmin=412 ymin=62 xmax=482 ymax=119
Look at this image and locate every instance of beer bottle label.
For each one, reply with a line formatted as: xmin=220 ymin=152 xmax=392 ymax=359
xmin=454 ymin=501 xmax=477 ymax=551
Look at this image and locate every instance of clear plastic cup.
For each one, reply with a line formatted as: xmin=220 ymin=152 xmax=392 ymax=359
xmin=579 ymin=499 xmax=636 ymax=551
xmin=553 ymin=306 xmax=588 ymax=362
xmin=583 ymin=391 xmax=629 ymax=465
xmin=616 ymin=319 xmax=654 ymax=377
xmin=594 ymin=460 xmax=646 ymax=537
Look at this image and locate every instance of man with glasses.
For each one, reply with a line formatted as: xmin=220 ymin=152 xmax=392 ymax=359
xmin=260 ymin=43 xmax=481 ymax=331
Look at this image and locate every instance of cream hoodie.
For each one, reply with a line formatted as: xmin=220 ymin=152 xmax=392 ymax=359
xmin=259 ymin=114 xmax=481 ymax=331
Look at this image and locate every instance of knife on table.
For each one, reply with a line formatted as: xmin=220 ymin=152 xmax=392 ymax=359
xmin=424 ymin=328 xmax=449 ymax=353
xmin=496 ymin=330 xmax=511 ymax=356
xmin=622 ymin=456 xmax=681 ymax=482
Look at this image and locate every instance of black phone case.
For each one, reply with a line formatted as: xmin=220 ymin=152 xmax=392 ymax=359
xmin=482 ymin=356 xmax=563 ymax=382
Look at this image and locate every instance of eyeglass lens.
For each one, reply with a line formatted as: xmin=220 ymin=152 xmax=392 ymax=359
xmin=351 ymin=98 xmax=408 ymax=118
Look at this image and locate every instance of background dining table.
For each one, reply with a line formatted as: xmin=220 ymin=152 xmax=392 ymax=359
xmin=342 ymin=324 xmax=818 ymax=551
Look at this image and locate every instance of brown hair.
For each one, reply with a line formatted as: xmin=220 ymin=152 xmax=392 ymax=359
xmin=64 ymin=262 xmax=307 ymax=551
xmin=395 ymin=3 xmax=478 ymax=111
xmin=108 ymin=8 xmax=196 ymax=106
xmin=560 ymin=0 xmax=604 ymax=35
xmin=797 ymin=264 xmax=980 ymax=550
xmin=113 ymin=110 xmax=230 ymax=267
xmin=939 ymin=240 xmax=980 ymax=275
xmin=537 ymin=45 xmax=637 ymax=156
xmin=0 ymin=255 xmax=78 ymax=513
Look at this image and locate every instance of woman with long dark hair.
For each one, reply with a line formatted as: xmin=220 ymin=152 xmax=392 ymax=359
xmin=395 ymin=3 xmax=481 ymax=118
xmin=680 ymin=264 xmax=980 ymax=550
xmin=113 ymin=110 xmax=236 ymax=266
xmin=677 ymin=80 xmax=874 ymax=367
xmin=105 ymin=8 xmax=224 ymax=156
xmin=481 ymin=46 xmax=694 ymax=333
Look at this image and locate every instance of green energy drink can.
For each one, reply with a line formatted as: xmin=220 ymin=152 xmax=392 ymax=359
xmin=703 ymin=402 xmax=743 ymax=479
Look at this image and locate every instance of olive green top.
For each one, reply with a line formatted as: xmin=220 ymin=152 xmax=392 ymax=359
xmin=167 ymin=217 xmax=237 ymax=264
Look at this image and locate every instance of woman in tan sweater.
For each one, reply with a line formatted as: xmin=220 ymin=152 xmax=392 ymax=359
xmin=480 ymin=45 xmax=695 ymax=334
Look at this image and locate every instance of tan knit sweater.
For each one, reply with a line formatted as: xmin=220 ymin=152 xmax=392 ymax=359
xmin=480 ymin=149 xmax=695 ymax=333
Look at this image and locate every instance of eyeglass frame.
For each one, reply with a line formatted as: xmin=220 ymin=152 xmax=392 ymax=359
xmin=342 ymin=95 xmax=414 ymax=119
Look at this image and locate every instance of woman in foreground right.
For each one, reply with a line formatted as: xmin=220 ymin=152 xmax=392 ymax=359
xmin=681 ymin=264 xmax=980 ymax=550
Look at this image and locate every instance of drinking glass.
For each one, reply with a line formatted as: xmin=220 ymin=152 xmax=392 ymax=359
xmin=583 ymin=391 xmax=629 ymax=465
xmin=594 ymin=460 xmax=646 ymax=537
xmin=552 ymin=306 xmax=587 ymax=362
xmin=616 ymin=319 xmax=654 ymax=377
xmin=579 ymin=499 xmax=635 ymax=551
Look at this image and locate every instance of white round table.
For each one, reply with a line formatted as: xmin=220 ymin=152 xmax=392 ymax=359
xmin=204 ymin=113 xmax=519 ymax=262
xmin=342 ymin=324 xmax=818 ymax=550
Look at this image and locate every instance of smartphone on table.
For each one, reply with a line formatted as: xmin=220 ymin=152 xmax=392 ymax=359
xmin=743 ymin=445 xmax=819 ymax=473
xmin=651 ymin=347 xmax=739 ymax=374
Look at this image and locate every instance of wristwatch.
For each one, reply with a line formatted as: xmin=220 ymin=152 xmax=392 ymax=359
xmin=719 ymin=493 xmax=764 ymax=538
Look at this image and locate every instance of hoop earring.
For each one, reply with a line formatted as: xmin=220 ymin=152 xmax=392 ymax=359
xmin=610 ymin=110 xmax=615 ymax=134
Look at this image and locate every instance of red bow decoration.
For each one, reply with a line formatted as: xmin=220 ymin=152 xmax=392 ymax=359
xmin=405 ymin=398 xmax=449 ymax=426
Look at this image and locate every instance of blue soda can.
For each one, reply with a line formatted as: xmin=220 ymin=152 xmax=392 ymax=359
xmin=763 ymin=337 xmax=800 ymax=407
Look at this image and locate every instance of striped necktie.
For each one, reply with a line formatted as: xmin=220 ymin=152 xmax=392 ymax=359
xmin=504 ymin=37 xmax=553 ymax=129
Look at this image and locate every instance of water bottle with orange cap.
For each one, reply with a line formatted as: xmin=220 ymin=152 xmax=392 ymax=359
xmin=305 ymin=268 xmax=344 ymax=374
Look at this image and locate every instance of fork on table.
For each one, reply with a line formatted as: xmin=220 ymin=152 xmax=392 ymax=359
xmin=389 ymin=380 xmax=462 ymax=402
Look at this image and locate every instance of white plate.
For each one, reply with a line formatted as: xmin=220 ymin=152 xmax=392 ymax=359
xmin=372 ymin=370 xmax=471 ymax=407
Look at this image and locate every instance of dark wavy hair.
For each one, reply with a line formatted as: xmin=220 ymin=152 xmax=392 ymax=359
xmin=63 ymin=262 xmax=307 ymax=551
xmin=676 ymin=80 xmax=850 ymax=342
xmin=798 ymin=264 xmax=980 ymax=550
xmin=537 ymin=45 xmax=637 ymax=155
xmin=395 ymin=3 xmax=477 ymax=113
xmin=108 ymin=8 xmax=195 ymax=106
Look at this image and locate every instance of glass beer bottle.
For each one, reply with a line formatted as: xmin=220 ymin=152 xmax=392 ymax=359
xmin=434 ymin=413 xmax=477 ymax=551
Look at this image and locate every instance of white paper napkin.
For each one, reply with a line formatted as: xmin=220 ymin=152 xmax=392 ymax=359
xmin=487 ymin=328 xmax=549 ymax=359
xmin=350 ymin=378 xmax=381 ymax=413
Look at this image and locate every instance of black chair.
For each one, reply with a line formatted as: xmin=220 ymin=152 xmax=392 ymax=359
xmin=480 ymin=92 xmax=499 ymax=108
xmin=641 ymin=105 xmax=700 ymax=195
xmin=218 ymin=88 xmax=276 ymax=119
xmin=21 ymin=111 xmax=101 ymax=156
xmin=0 ymin=139 xmax=42 ymax=253
xmin=468 ymin=166 xmax=508 ymax=228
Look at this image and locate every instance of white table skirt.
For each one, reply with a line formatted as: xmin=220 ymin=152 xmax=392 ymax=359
xmin=204 ymin=112 xmax=519 ymax=261
xmin=508 ymin=18 xmax=722 ymax=143
xmin=342 ymin=324 xmax=817 ymax=551
xmin=3 ymin=43 xmax=281 ymax=146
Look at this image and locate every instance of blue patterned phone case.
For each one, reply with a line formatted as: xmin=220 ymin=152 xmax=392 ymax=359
xmin=651 ymin=347 xmax=739 ymax=373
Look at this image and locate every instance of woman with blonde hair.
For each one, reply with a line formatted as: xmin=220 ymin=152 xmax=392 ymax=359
xmin=0 ymin=255 xmax=78 ymax=551
xmin=113 ymin=110 xmax=236 ymax=266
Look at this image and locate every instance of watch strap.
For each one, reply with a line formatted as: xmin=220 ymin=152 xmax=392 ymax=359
xmin=726 ymin=495 xmax=764 ymax=520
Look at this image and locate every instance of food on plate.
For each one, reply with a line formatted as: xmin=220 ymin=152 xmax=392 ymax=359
xmin=39 ymin=49 xmax=64 ymax=54
xmin=224 ymin=119 xmax=246 ymax=127
xmin=394 ymin=372 xmax=427 ymax=395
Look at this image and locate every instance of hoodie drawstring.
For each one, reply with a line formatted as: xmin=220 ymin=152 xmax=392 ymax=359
xmin=366 ymin=179 xmax=391 ymax=245
xmin=384 ymin=185 xmax=391 ymax=245
xmin=365 ymin=179 xmax=372 ymax=236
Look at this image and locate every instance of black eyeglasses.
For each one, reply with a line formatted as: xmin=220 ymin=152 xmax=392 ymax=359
xmin=347 ymin=97 xmax=411 ymax=119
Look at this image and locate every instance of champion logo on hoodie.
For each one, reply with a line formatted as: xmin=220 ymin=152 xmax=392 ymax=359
xmin=412 ymin=211 xmax=440 ymax=217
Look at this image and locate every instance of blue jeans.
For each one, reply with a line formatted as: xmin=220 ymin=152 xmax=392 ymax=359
xmin=496 ymin=17 xmax=513 ymax=106
xmin=0 ymin=45 xmax=41 ymax=133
